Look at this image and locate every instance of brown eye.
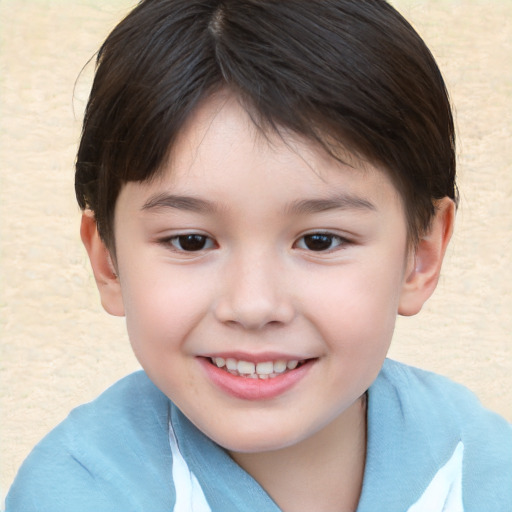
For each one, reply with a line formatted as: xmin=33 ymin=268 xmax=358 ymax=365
xmin=170 ymin=234 xmax=214 ymax=252
xmin=296 ymin=233 xmax=344 ymax=252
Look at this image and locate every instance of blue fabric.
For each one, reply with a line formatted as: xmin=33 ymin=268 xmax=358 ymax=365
xmin=6 ymin=360 xmax=512 ymax=511
xmin=357 ymin=360 xmax=512 ymax=511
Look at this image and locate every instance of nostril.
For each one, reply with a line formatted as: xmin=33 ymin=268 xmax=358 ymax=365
xmin=214 ymin=302 xmax=294 ymax=330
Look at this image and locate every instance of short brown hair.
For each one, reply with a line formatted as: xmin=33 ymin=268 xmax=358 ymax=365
xmin=76 ymin=0 xmax=457 ymax=250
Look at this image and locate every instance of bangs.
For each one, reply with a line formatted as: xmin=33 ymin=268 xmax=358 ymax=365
xmin=76 ymin=0 xmax=455 ymax=248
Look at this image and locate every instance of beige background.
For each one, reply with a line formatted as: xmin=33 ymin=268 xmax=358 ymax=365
xmin=1 ymin=0 xmax=511 ymax=501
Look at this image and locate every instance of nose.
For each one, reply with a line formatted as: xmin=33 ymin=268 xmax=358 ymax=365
xmin=213 ymin=249 xmax=295 ymax=330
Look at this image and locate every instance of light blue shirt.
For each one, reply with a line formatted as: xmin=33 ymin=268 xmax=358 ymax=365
xmin=6 ymin=360 xmax=512 ymax=511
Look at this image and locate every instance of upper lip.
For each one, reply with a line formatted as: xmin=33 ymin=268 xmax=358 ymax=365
xmin=201 ymin=351 xmax=314 ymax=363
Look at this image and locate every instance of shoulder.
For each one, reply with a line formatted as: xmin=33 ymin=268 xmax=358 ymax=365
xmin=6 ymin=372 xmax=173 ymax=512
xmin=371 ymin=359 xmax=512 ymax=509
xmin=378 ymin=359 xmax=511 ymax=431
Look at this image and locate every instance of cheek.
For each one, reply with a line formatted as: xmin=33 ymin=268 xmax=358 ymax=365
xmin=119 ymin=265 xmax=209 ymax=359
xmin=304 ymin=258 xmax=405 ymax=354
xmin=120 ymin=272 xmax=211 ymax=403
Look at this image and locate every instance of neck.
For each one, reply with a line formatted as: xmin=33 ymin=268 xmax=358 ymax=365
xmin=229 ymin=394 xmax=367 ymax=512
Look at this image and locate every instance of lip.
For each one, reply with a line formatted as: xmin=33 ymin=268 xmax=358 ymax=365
xmin=199 ymin=356 xmax=315 ymax=401
xmin=202 ymin=351 xmax=308 ymax=364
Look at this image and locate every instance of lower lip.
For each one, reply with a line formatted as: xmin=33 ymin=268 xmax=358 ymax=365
xmin=199 ymin=358 xmax=314 ymax=401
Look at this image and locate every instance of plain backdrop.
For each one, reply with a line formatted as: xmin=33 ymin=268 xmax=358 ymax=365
xmin=1 ymin=0 xmax=511 ymax=501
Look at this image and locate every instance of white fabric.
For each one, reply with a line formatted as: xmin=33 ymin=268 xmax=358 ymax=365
xmin=407 ymin=442 xmax=464 ymax=512
xmin=168 ymin=417 xmax=212 ymax=512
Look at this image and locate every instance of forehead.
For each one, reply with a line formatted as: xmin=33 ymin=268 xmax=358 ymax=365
xmin=117 ymin=92 xmax=405 ymax=222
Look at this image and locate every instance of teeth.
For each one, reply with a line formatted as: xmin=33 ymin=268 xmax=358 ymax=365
xmin=255 ymin=361 xmax=273 ymax=375
xmin=226 ymin=358 xmax=237 ymax=371
xmin=273 ymin=360 xmax=287 ymax=373
xmin=214 ymin=357 xmax=226 ymax=368
xmin=211 ymin=357 xmax=304 ymax=379
xmin=237 ymin=360 xmax=256 ymax=374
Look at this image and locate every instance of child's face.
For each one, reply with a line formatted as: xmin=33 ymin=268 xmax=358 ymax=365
xmin=110 ymin=93 xmax=414 ymax=453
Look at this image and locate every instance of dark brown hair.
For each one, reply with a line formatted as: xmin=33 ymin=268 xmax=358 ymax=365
xmin=75 ymin=0 xmax=456 ymax=250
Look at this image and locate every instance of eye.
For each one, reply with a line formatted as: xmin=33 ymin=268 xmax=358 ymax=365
xmin=295 ymin=233 xmax=346 ymax=252
xmin=168 ymin=234 xmax=215 ymax=252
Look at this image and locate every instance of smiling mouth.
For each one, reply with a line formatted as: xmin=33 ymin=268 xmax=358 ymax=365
xmin=209 ymin=357 xmax=308 ymax=380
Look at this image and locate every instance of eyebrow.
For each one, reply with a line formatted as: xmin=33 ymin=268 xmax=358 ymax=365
xmin=286 ymin=194 xmax=377 ymax=215
xmin=141 ymin=193 xmax=216 ymax=214
xmin=141 ymin=192 xmax=376 ymax=216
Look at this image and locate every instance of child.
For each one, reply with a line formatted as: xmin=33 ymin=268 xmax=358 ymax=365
xmin=6 ymin=0 xmax=511 ymax=510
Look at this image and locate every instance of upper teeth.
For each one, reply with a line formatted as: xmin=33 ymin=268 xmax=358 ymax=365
xmin=212 ymin=357 xmax=300 ymax=378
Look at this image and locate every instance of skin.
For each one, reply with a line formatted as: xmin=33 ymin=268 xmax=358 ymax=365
xmin=81 ymin=92 xmax=454 ymax=511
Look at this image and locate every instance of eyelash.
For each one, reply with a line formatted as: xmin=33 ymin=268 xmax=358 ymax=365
xmin=165 ymin=234 xmax=216 ymax=252
xmin=294 ymin=232 xmax=348 ymax=252
xmin=160 ymin=232 xmax=349 ymax=253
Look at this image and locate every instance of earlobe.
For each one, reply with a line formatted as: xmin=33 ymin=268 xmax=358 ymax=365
xmin=398 ymin=197 xmax=455 ymax=316
xmin=80 ymin=211 xmax=125 ymax=317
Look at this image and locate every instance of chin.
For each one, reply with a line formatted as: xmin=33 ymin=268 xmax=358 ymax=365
xmin=208 ymin=424 xmax=311 ymax=455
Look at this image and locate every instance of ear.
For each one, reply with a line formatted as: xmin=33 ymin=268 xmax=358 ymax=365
xmin=398 ymin=197 xmax=455 ymax=316
xmin=80 ymin=210 xmax=125 ymax=317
